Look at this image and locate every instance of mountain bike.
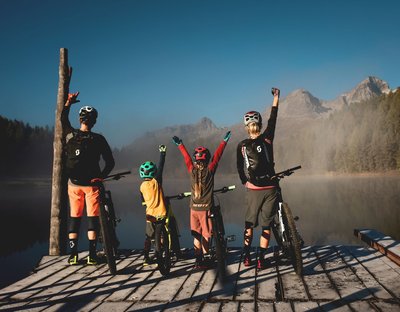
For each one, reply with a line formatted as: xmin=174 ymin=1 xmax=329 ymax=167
xmin=144 ymin=192 xmax=187 ymax=276
xmin=270 ymin=165 xmax=303 ymax=276
xmin=181 ymin=186 xmax=235 ymax=281
xmin=208 ymin=185 xmax=236 ymax=281
xmin=94 ymin=171 xmax=131 ymax=275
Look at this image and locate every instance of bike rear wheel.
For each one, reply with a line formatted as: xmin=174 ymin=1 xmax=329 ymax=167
xmin=155 ymin=223 xmax=171 ymax=276
xmin=211 ymin=210 xmax=227 ymax=280
xmin=281 ymin=202 xmax=303 ymax=275
xmin=99 ymin=203 xmax=117 ymax=275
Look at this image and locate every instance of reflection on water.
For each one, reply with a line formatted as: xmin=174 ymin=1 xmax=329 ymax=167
xmin=0 ymin=174 xmax=399 ymax=287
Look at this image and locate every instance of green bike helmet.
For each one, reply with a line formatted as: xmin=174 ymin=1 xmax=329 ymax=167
xmin=139 ymin=161 xmax=157 ymax=179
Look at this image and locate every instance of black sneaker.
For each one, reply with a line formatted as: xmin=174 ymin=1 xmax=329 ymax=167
xmin=257 ymin=258 xmax=268 ymax=270
xmin=68 ymin=254 xmax=79 ymax=265
xmin=87 ymin=255 xmax=98 ymax=265
xmin=243 ymin=254 xmax=252 ymax=267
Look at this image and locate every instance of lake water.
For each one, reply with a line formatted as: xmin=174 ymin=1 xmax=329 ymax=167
xmin=1 ymin=174 xmax=399 ymax=288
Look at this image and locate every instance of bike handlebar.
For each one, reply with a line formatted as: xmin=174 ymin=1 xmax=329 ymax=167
xmin=103 ymin=171 xmax=132 ymax=182
xmin=271 ymin=165 xmax=301 ymax=180
xmin=168 ymin=185 xmax=236 ymax=199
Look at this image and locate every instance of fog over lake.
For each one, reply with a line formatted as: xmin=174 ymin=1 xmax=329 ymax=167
xmin=1 ymin=174 xmax=399 ymax=288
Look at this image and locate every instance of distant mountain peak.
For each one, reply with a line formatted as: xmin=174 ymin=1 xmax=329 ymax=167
xmin=279 ymin=88 xmax=329 ymax=118
xmin=197 ymin=117 xmax=217 ymax=129
xmin=342 ymin=76 xmax=390 ymax=102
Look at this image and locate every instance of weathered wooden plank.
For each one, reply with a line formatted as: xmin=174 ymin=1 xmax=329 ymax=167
xmin=3 ymin=245 xmax=400 ymax=311
xmin=126 ymin=266 xmax=164 ymax=301
xmin=277 ymin=248 xmax=308 ymax=301
xmin=234 ymin=249 xmax=257 ymax=301
xmin=90 ymin=301 xmax=133 ymax=311
xmin=91 ymin=254 xmax=142 ymax=302
xmin=355 ymin=229 xmax=400 ymax=266
xmin=371 ymin=301 xmax=400 ymax=311
xmin=4 ymin=254 xmax=86 ymax=302
xmin=273 ymin=301 xmax=293 ymax=312
xmin=32 ymin=260 xmax=100 ymax=302
xmin=221 ymin=301 xmax=240 ymax=312
xmin=256 ymin=301 xmax=274 ymax=311
xmin=256 ymin=248 xmax=279 ymax=301
xmin=293 ymin=301 xmax=320 ymax=311
xmin=302 ymin=246 xmax=339 ymax=301
xmin=14 ymin=263 xmax=87 ymax=302
xmin=174 ymin=266 xmax=204 ymax=302
xmin=346 ymin=246 xmax=400 ymax=298
xmin=202 ymin=301 xmax=221 ymax=312
xmin=313 ymin=246 xmax=373 ymax=302
xmin=162 ymin=301 xmax=202 ymax=312
xmin=143 ymin=258 xmax=194 ymax=302
xmin=317 ymin=300 xmax=353 ymax=311
xmin=47 ymin=263 xmax=107 ymax=302
xmin=211 ymin=249 xmax=241 ymax=300
xmin=338 ymin=246 xmax=393 ymax=300
xmin=191 ymin=267 xmax=216 ymax=301
xmin=348 ymin=300 xmax=376 ymax=311
xmin=44 ymin=300 xmax=103 ymax=312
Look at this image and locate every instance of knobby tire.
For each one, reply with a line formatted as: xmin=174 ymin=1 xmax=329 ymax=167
xmin=212 ymin=212 xmax=227 ymax=281
xmin=99 ymin=203 xmax=117 ymax=275
xmin=155 ymin=223 xmax=171 ymax=276
xmin=281 ymin=202 xmax=303 ymax=275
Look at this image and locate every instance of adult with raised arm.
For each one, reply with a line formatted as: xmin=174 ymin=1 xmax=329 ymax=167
xmin=62 ymin=92 xmax=115 ymax=265
xmin=236 ymin=87 xmax=280 ymax=269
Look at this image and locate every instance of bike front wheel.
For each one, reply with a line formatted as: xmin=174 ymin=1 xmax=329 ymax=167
xmin=99 ymin=203 xmax=117 ymax=275
xmin=155 ymin=223 xmax=171 ymax=276
xmin=281 ymin=202 xmax=303 ymax=276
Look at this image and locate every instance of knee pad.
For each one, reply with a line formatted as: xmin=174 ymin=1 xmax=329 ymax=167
xmin=245 ymin=221 xmax=254 ymax=229
xmin=87 ymin=216 xmax=99 ymax=232
xmin=68 ymin=217 xmax=81 ymax=234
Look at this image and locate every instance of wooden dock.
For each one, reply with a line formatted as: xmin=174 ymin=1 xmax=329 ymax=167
xmin=1 ymin=230 xmax=400 ymax=311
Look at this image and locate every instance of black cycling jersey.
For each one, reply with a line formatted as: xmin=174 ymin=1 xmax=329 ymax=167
xmin=61 ymin=106 xmax=115 ymax=185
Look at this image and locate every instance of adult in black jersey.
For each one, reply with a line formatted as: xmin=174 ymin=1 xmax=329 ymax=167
xmin=236 ymin=87 xmax=280 ymax=269
xmin=62 ymin=91 xmax=115 ymax=265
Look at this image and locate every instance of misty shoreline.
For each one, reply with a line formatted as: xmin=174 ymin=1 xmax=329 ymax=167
xmin=1 ymin=170 xmax=400 ymax=185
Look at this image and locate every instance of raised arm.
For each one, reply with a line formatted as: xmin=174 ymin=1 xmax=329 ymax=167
xmin=208 ymin=131 xmax=230 ymax=172
xmin=61 ymin=92 xmax=80 ymax=134
xmin=263 ymin=88 xmax=280 ymax=142
xmin=155 ymin=144 xmax=167 ymax=185
xmin=172 ymin=136 xmax=193 ymax=172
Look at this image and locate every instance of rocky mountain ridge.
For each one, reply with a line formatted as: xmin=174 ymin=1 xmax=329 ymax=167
xmin=278 ymin=76 xmax=392 ymax=119
xmin=117 ymin=76 xmax=395 ymax=174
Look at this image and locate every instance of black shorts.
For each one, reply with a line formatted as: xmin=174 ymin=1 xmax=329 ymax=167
xmin=245 ymin=187 xmax=278 ymax=229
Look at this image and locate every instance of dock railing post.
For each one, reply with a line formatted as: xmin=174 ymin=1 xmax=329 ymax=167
xmin=49 ymin=48 xmax=71 ymax=256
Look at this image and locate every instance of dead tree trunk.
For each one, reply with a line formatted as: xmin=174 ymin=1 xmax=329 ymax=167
xmin=49 ymin=48 xmax=71 ymax=256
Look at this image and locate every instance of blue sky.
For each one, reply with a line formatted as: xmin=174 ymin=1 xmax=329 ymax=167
xmin=1 ymin=0 xmax=399 ymax=147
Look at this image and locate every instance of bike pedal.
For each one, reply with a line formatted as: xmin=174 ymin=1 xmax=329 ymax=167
xmin=226 ymin=235 xmax=236 ymax=242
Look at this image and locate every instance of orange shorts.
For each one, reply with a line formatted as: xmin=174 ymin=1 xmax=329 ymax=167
xmin=68 ymin=184 xmax=100 ymax=217
xmin=190 ymin=209 xmax=212 ymax=239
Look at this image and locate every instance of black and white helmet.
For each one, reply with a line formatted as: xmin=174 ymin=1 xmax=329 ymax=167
xmin=243 ymin=111 xmax=262 ymax=126
xmin=79 ymin=106 xmax=98 ymax=123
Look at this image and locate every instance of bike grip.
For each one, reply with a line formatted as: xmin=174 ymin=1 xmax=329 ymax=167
xmin=228 ymin=185 xmax=236 ymax=190
xmin=183 ymin=192 xmax=192 ymax=197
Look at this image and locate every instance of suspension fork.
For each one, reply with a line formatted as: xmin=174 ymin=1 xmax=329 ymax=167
xmin=276 ymin=187 xmax=287 ymax=243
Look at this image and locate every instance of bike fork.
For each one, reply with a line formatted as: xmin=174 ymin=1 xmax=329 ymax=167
xmin=278 ymin=202 xmax=286 ymax=243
